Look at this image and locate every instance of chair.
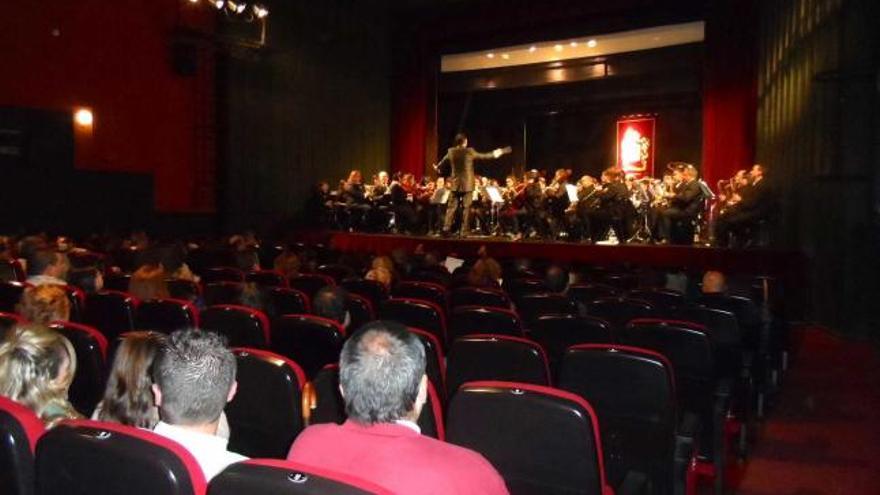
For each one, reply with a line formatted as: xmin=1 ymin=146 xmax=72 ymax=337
xmin=379 ymin=298 xmax=447 ymax=347
xmin=102 ymin=274 xmax=131 ymax=292
xmin=446 ymin=335 xmax=550 ymax=398
xmin=449 ymin=286 xmax=512 ymax=309
xmin=201 ymin=305 xmax=271 ymax=349
xmin=559 ymin=345 xmax=698 ymax=495
xmin=0 ymin=259 xmax=25 ymax=282
xmin=406 ymin=327 xmax=447 ymax=404
xmin=316 ymin=264 xmax=356 ymax=284
xmin=587 ymin=297 xmax=655 ymax=331
xmin=393 ymin=281 xmax=448 ymax=312
xmin=49 ymin=322 xmax=108 ymax=417
xmin=567 ymin=283 xmax=619 ymax=307
xmin=449 ymin=306 xmax=524 ymax=342
xmin=167 ymin=279 xmax=202 ymax=302
xmin=271 ymin=315 xmax=346 ymax=378
xmin=515 ymin=293 xmax=579 ymax=327
xmin=246 ymin=270 xmax=288 ymax=288
xmin=503 ymin=278 xmax=548 ymax=301
xmin=340 ymin=278 xmax=388 ymax=310
xmin=406 ymin=268 xmax=451 ymax=287
xmin=208 ymin=459 xmax=393 ymax=495
xmin=601 ymin=273 xmax=640 ymax=291
xmin=289 ymin=274 xmax=335 ymax=299
xmin=203 ymin=282 xmax=245 ymax=306
xmin=35 ymin=419 xmax=207 ymax=495
xmin=226 ymin=348 xmax=306 ymax=459
xmin=446 ymin=381 xmax=648 ymax=495
xmin=60 ymin=285 xmax=86 ymax=323
xmin=530 ymin=315 xmax=614 ymax=373
xmin=267 ymin=287 xmax=311 ymax=319
xmin=83 ymin=291 xmax=138 ymax=342
xmin=345 ymin=294 xmax=374 ymax=332
xmin=202 ymin=266 xmax=245 ymax=283
xmin=0 ymin=281 xmax=27 ymax=313
xmin=417 ymin=380 xmax=446 ymax=441
xmin=628 ymin=288 xmax=686 ymax=310
xmin=0 ymin=311 xmax=25 ymax=335
xmin=0 ymin=396 xmax=45 ymax=495
xmin=135 ymin=298 xmax=199 ymax=334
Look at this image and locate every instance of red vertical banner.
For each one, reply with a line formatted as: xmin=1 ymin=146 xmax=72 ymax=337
xmin=616 ymin=117 xmax=656 ymax=179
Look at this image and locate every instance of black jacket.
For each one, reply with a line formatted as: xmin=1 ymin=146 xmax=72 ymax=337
xmin=670 ymin=179 xmax=704 ymax=216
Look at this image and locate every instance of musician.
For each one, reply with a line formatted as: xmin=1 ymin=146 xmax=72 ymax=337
xmin=426 ymin=177 xmax=449 ymax=235
xmin=590 ymin=168 xmax=630 ymax=242
xmin=569 ymin=175 xmax=601 ymax=242
xmin=658 ymin=164 xmax=705 ymax=244
xmin=389 ymin=173 xmax=418 ymax=234
xmin=715 ymin=164 xmax=774 ymax=246
xmin=544 ymin=169 xmax=572 ymax=239
xmin=437 ymin=133 xmax=507 ymax=237
xmin=499 ymin=175 xmax=523 ymax=239
xmin=342 ymin=170 xmax=371 ymax=231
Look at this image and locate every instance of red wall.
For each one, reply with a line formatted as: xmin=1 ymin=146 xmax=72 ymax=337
xmin=0 ymin=0 xmax=213 ymax=213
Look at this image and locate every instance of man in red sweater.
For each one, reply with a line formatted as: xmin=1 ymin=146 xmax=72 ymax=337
xmin=288 ymin=321 xmax=509 ymax=495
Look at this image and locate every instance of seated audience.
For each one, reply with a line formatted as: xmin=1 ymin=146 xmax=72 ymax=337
xmin=467 ymin=256 xmax=502 ymax=287
xmin=26 ymin=248 xmax=70 ymax=286
xmin=18 ymin=285 xmax=71 ymax=324
xmin=313 ymin=286 xmax=351 ymax=330
xmin=288 ymin=321 xmax=509 ymax=495
xmin=68 ymin=266 xmax=104 ymax=294
xmin=273 ymin=250 xmax=301 ymax=279
xmin=151 ymin=329 xmax=246 ymax=480
xmin=544 ymin=265 xmax=570 ymax=294
xmin=365 ymin=266 xmax=392 ymax=290
xmin=0 ymin=325 xmax=82 ymax=427
xmin=702 ymin=270 xmax=727 ymax=294
xmin=129 ymin=264 xmax=170 ymax=300
xmin=160 ymin=244 xmax=199 ymax=283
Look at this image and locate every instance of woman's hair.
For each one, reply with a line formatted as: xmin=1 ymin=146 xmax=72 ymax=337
xmin=0 ymin=325 xmax=80 ymax=427
xmin=273 ymin=251 xmax=301 ymax=279
xmin=467 ymin=257 xmax=502 ymax=287
xmin=97 ymin=331 xmax=166 ymax=429
xmin=129 ymin=264 xmax=169 ymax=300
xmin=68 ymin=267 xmax=103 ymax=294
xmin=18 ymin=285 xmax=71 ymax=324
xmin=365 ymin=267 xmax=392 ymax=289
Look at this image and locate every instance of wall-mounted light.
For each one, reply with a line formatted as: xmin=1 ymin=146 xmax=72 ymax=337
xmin=74 ymin=108 xmax=94 ymax=128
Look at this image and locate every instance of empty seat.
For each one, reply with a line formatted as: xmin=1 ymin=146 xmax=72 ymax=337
xmin=503 ymin=278 xmax=548 ymax=300
xmin=208 ymin=459 xmax=393 ymax=495
xmin=446 ymin=335 xmax=550 ymax=398
xmin=102 ymin=274 xmax=131 ymax=292
xmin=202 ymin=267 xmax=245 ymax=283
xmin=135 ymin=298 xmax=199 ymax=334
xmin=226 ymin=348 xmax=306 ymax=459
xmin=0 ymin=395 xmax=45 ymax=495
xmin=49 ymin=322 xmax=108 ymax=417
xmin=36 ymin=419 xmax=207 ymax=495
xmin=559 ymin=344 xmax=697 ymax=495
xmin=289 ymin=274 xmax=335 ymax=299
xmin=246 ymin=270 xmax=288 ymax=288
xmin=340 ymin=278 xmax=388 ymax=310
xmin=447 ymin=381 xmax=644 ymax=495
xmin=0 ymin=281 xmax=27 ymax=313
xmin=0 ymin=259 xmax=25 ymax=283
xmin=567 ymin=283 xmax=619 ymax=307
xmin=379 ymin=298 xmax=447 ymax=347
xmin=393 ymin=281 xmax=448 ymax=311
xmin=449 ymin=286 xmax=512 ymax=309
xmin=628 ymin=288 xmax=686 ymax=309
xmin=587 ymin=297 xmax=655 ymax=331
xmin=515 ymin=293 xmax=579 ymax=327
xmin=345 ymin=294 xmax=374 ymax=332
xmin=201 ymin=305 xmax=270 ymax=349
xmin=266 ymin=287 xmax=311 ymax=319
xmin=272 ymin=315 xmax=346 ymax=378
xmin=203 ymin=282 xmax=245 ymax=307
xmin=530 ymin=315 xmax=614 ymax=372
xmin=83 ymin=291 xmax=138 ymax=342
xmin=449 ymin=306 xmax=524 ymax=342
xmin=167 ymin=279 xmax=202 ymax=302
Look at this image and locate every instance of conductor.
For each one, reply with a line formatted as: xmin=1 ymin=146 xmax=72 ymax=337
xmin=436 ymin=133 xmax=509 ymax=237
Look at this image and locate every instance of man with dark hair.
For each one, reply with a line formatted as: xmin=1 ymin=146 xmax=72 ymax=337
xmin=313 ymin=286 xmax=350 ymax=329
xmin=288 ymin=321 xmax=508 ymax=494
xmin=715 ymin=164 xmax=774 ymax=246
xmin=26 ymin=248 xmax=69 ymax=286
xmin=151 ymin=329 xmax=246 ymax=480
xmin=658 ymin=164 xmax=705 ymax=244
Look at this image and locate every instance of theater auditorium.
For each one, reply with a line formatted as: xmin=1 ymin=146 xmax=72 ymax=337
xmin=0 ymin=1 xmax=877 ymax=494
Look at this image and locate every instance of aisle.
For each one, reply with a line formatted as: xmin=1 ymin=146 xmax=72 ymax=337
xmin=734 ymin=327 xmax=880 ymax=495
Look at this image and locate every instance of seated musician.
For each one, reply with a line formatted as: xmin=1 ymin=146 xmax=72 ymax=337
xmin=517 ymin=170 xmax=552 ymax=239
xmin=342 ymin=170 xmax=371 ymax=231
xmin=389 ymin=173 xmax=418 ymax=234
xmin=715 ymin=164 xmax=774 ymax=247
xmin=591 ymin=167 xmax=630 ymax=242
xmin=499 ymin=175 xmax=523 ymax=239
xmin=304 ymin=181 xmax=334 ymax=228
xmin=658 ymin=164 xmax=705 ymax=244
xmin=569 ymin=175 xmax=601 ymax=242
xmin=544 ymin=169 xmax=572 ymax=239
xmin=427 ymin=177 xmax=449 ymax=235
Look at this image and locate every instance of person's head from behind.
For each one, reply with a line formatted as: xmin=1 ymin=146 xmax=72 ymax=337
xmin=129 ymin=264 xmax=169 ymax=300
xmin=683 ymin=164 xmax=699 ymax=181
xmin=453 ymin=132 xmax=468 ymax=147
xmin=234 ymin=249 xmax=260 ymax=272
xmin=0 ymin=325 xmax=78 ymax=427
xmin=313 ymin=286 xmax=350 ymax=327
xmin=18 ymin=285 xmax=71 ymax=325
xmin=467 ymin=257 xmax=502 ymax=287
xmin=365 ymin=267 xmax=392 ymax=289
xmin=98 ymin=331 xmax=166 ymax=428
xmin=702 ymin=270 xmax=727 ymax=294
xmin=545 ymin=265 xmax=569 ymax=294
xmin=28 ymin=248 xmax=69 ymax=280
xmin=273 ymin=251 xmax=301 ymax=279
xmin=151 ymin=329 xmax=236 ymax=429
xmin=68 ymin=267 xmax=104 ymax=294
xmin=339 ymin=321 xmax=427 ymax=424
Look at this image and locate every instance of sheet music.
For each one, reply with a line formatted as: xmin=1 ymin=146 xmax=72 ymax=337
xmin=444 ymin=256 xmax=464 ymax=273
xmin=486 ymin=186 xmax=504 ymax=204
xmin=565 ymin=184 xmax=579 ymax=203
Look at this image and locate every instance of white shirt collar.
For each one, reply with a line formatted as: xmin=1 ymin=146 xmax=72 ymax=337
xmin=394 ymin=419 xmax=421 ymax=434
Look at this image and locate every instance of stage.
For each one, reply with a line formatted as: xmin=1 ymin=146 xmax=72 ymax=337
xmin=324 ymin=231 xmax=806 ymax=280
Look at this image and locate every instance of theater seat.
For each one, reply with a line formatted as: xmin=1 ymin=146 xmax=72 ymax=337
xmin=135 ymin=298 xmax=199 ymax=334
xmin=271 ymin=315 xmax=346 ymax=378
xmin=449 ymin=286 xmax=512 ymax=310
xmin=393 ymin=281 xmax=448 ymax=312
xmin=316 ymin=263 xmax=356 ymax=284
xmin=60 ymin=285 xmax=86 ymax=323
xmin=202 ymin=267 xmax=246 ymax=284
xmin=0 ymin=396 xmax=45 ymax=495
xmin=201 ymin=305 xmax=271 ymax=349
xmin=226 ymin=348 xmax=306 ymax=459
xmin=102 ymin=274 xmax=131 ymax=293
xmin=204 ymin=282 xmax=246 ymax=307
xmin=83 ymin=291 xmax=138 ymax=342
xmin=380 ymin=298 xmax=447 ymax=347
xmin=0 ymin=311 xmax=25 ymax=336
xmin=447 ymin=381 xmax=648 ymax=495
xmin=35 ymin=419 xmax=207 ymax=495
xmin=627 ymin=288 xmax=686 ymax=310
xmin=167 ymin=279 xmax=202 ymax=303
xmin=246 ymin=270 xmax=288 ymax=288
xmin=208 ymin=459 xmax=393 ymax=495
xmin=587 ymin=297 xmax=655 ymax=331
xmin=345 ymin=294 xmax=374 ymax=332
xmin=49 ymin=321 xmax=108 ymax=417
xmin=406 ymin=327 xmax=446 ymax=405
xmin=530 ymin=314 xmax=613 ymax=374
xmin=446 ymin=335 xmax=550 ymax=398
xmin=449 ymin=306 xmax=525 ymax=342
xmin=0 ymin=259 xmax=25 ymax=283
xmin=567 ymin=284 xmax=619 ymax=307
xmin=289 ymin=274 xmax=335 ymax=299
xmin=0 ymin=281 xmax=27 ymax=313
xmin=515 ymin=293 xmax=580 ymax=328
xmin=267 ymin=287 xmax=311 ymax=319
xmin=340 ymin=278 xmax=388 ymax=310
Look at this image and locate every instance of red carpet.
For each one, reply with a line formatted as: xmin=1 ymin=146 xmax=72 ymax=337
xmin=732 ymin=327 xmax=880 ymax=495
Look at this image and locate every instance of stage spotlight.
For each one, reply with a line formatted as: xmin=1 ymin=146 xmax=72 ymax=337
xmin=227 ymin=0 xmax=246 ymax=13
xmin=528 ymin=45 xmax=537 ymax=53
xmin=486 ymin=52 xmax=495 ymax=59
xmin=554 ymin=44 xmax=563 ymax=52
xmin=187 ymin=0 xmax=199 ymax=4
xmin=570 ymin=41 xmax=578 ymax=47
xmin=587 ymin=39 xmax=598 ymax=48
xmin=253 ymin=4 xmax=269 ymax=18
xmin=74 ymin=108 xmax=93 ymax=127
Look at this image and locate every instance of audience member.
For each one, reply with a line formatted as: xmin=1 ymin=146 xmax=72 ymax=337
xmin=151 ymin=329 xmax=246 ymax=480
xmin=0 ymin=325 xmax=82 ymax=427
xmin=161 ymin=244 xmax=199 ymax=283
xmin=288 ymin=321 xmax=509 ymax=494
xmin=68 ymin=266 xmax=104 ymax=294
xmin=25 ymin=248 xmax=69 ymax=286
xmin=544 ymin=265 xmax=570 ymax=293
xmin=273 ymin=250 xmax=301 ymax=279
xmin=365 ymin=267 xmax=392 ymax=290
xmin=17 ymin=285 xmax=71 ymax=325
xmin=313 ymin=286 xmax=351 ymax=329
xmin=234 ymin=248 xmax=260 ymax=272
xmin=129 ymin=264 xmax=170 ymax=300
xmin=702 ymin=270 xmax=727 ymax=294
xmin=467 ymin=257 xmax=502 ymax=287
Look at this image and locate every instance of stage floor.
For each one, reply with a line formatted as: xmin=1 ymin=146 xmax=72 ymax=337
xmin=325 ymin=231 xmax=806 ymax=279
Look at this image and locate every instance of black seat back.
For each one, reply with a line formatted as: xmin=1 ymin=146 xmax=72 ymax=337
xmin=628 ymin=288 xmax=686 ymax=309
xmin=83 ymin=291 xmax=137 ymax=342
xmin=267 ymin=287 xmax=310 ymax=319
xmin=290 ymin=274 xmax=335 ymax=300
xmin=202 ymin=267 xmax=245 ymax=283
xmin=449 ymin=286 xmax=511 ymax=309
xmin=0 ymin=396 xmax=44 ymax=495
xmin=201 ymin=305 xmax=270 ymax=349
xmin=516 ymin=293 xmax=579 ymax=327
xmin=208 ymin=460 xmax=391 ymax=495
xmin=406 ymin=327 xmax=446 ymax=405
xmin=0 ymin=282 xmax=26 ymax=313
xmin=449 ymin=306 xmax=524 ymax=342
xmin=166 ymin=279 xmax=201 ymax=303
xmin=446 ymin=335 xmax=550 ymax=398
xmin=393 ymin=282 xmax=448 ymax=312
xmin=135 ymin=299 xmax=198 ymax=334
xmin=530 ymin=314 xmax=613 ymax=372
xmin=567 ymin=284 xmax=619 ymax=307
xmin=345 ymin=294 xmax=374 ymax=332
xmin=587 ymin=297 xmax=655 ymax=331
xmin=203 ymin=282 xmax=245 ymax=306
xmin=340 ymin=278 xmax=387 ymax=310
xmin=49 ymin=322 xmax=108 ymax=417
xmin=246 ymin=270 xmax=288 ymax=288
xmin=379 ymin=298 xmax=447 ymax=347
xmin=271 ymin=315 xmax=345 ymax=378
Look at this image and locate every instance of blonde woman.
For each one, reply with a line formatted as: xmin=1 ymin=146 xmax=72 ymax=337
xmin=0 ymin=325 xmax=82 ymax=428
xmin=17 ymin=285 xmax=71 ymax=325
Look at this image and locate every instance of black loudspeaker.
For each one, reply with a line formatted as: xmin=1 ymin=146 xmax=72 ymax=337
xmin=171 ymin=41 xmax=198 ymax=76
